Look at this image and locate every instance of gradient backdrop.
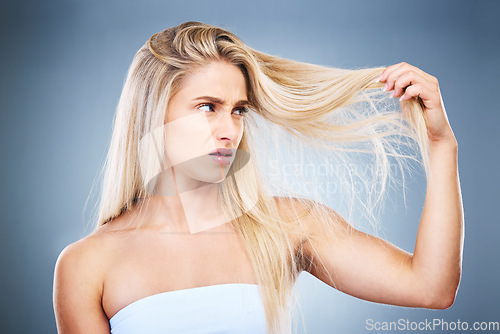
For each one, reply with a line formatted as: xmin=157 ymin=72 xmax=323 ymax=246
xmin=1 ymin=0 xmax=499 ymax=333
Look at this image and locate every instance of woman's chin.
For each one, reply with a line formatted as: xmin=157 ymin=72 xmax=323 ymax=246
xmin=188 ymin=168 xmax=230 ymax=185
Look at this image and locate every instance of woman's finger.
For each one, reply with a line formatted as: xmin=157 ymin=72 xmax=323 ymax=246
xmin=399 ymin=83 xmax=426 ymax=101
xmin=378 ymin=62 xmax=405 ymax=83
xmin=391 ymin=70 xmax=427 ymax=98
xmin=384 ymin=64 xmax=410 ymax=91
xmin=379 ymin=62 xmax=429 ymax=89
xmin=385 ymin=64 xmax=427 ymax=92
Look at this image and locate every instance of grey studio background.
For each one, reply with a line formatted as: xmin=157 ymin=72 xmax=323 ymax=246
xmin=1 ymin=0 xmax=499 ymax=333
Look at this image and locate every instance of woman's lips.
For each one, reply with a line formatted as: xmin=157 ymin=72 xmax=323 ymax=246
xmin=208 ymin=148 xmax=233 ymax=166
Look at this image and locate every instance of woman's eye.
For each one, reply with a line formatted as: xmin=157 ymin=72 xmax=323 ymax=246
xmin=198 ymin=103 xmax=215 ymax=112
xmin=233 ymin=107 xmax=249 ymax=116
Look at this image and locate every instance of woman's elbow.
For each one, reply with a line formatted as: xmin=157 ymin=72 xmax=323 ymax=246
xmin=422 ymin=276 xmax=461 ymax=309
xmin=426 ymin=291 xmax=457 ymax=309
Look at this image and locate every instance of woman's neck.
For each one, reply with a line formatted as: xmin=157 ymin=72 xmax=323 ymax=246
xmin=140 ymin=167 xmax=229 ymax=234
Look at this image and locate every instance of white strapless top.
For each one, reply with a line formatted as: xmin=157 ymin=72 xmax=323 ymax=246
xmin=109 ymin=283 xmax=267 ymax=334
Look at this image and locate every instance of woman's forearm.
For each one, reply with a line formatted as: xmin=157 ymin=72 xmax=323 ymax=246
xmin=411 ymin=138 xmax=464 ymax=307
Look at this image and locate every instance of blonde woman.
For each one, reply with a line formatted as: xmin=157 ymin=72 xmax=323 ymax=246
xmin=53 ymin=21 xmax=463 ymax=334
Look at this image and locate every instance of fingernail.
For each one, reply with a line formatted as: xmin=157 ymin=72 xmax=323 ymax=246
xmin=399 ymin=94 xmax=406 ymax=101
xmin=383 ymin=83 xmax=388 ymax=91
xmin=390 ymin=91 xmax=395 ymax=97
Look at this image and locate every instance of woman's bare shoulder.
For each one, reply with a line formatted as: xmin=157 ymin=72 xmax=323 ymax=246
xmin=55 ymin=214 xmax=135 ymax=282
xmin=55 ymin=231 xmax=113 ymax=284
xmin=273 ymin=195 xmax=342 ymax=217
xmin=272 ymin=195 xmax=321 ymax=218
xmin=271 ymin=195 xmax=319 ymax=236
xmin=272 ymin=195 xmax=347 ymax=236
xmin=53 ymin=228 xmax=121 ymax=332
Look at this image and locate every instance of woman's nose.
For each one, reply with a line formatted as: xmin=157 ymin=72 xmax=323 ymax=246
xmin=212 ymin=112 xmax=241 ymax=144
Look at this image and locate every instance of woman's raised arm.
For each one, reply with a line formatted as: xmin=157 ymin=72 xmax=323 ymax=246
xmin=381 ymin=61 xmax=464 ymax=305
xmin=290 ymin=62 xmax=464 ymax=308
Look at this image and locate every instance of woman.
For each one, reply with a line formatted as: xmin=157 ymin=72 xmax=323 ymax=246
xmin=53 ymin=21 xmax=463 ymax=334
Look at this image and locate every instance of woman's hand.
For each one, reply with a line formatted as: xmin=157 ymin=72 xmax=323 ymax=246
xmin=378 ymin=62 xmax=457 ymax=145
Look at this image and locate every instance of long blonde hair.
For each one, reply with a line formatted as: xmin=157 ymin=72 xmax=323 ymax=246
xmin=93 ymin=21 xmax=430 ymax=333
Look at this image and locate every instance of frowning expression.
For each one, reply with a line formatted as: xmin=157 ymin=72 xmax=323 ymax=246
xmin=163 ymin=61 xmax=249 ymax=185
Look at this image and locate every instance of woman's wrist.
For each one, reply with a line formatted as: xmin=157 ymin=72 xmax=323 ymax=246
xmin=428 ymin=135 xmax=458 ymax=152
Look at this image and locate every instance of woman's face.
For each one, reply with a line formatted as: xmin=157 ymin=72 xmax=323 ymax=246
xmin=163 ymin=60 xmax=249 ymax=187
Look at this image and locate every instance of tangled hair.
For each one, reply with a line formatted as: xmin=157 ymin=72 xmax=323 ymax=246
xmin=92 ymin=21 xmax=430 ymax=333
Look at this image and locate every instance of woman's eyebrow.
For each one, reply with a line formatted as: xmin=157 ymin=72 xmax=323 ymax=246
xmin=192 ymin=96 xmax=249 ymax=106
